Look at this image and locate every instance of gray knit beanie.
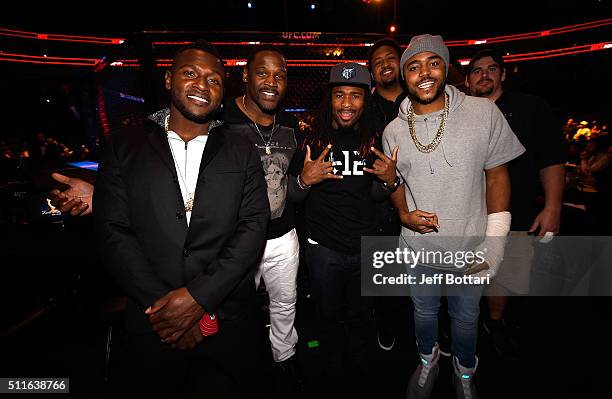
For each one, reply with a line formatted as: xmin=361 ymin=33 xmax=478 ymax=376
xmin=400 ymin=34 xmax=449 ymax=78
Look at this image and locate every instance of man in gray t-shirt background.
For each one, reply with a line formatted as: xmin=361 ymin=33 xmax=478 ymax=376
xmin=383 ymin=34 xmax=524 ymax=399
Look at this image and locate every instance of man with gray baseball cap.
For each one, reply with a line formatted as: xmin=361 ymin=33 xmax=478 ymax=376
xmin=382 ymin=34 xmax=525 ymax=399
xmin=289 ymin=61 xmax=400 ymax=395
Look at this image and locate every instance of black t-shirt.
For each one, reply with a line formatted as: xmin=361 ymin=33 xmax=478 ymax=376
xmin=495 ymin=92 xmax=566 ymax=230
xmin=222 ymin=98 xmax=300 ymax=239
xmin=372 ymin=90 xmax=407 ymax=128
xmin=297 ymin=127 xmax=380 ymax=254
xmin=371 ymin=89 xmax=405 ymax=236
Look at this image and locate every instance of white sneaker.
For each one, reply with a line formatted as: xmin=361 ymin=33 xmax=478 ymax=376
xmin=452 ymin=356 xmax=479 ymax=399
xmin=407 ymin=343 xmax=440 ymax=399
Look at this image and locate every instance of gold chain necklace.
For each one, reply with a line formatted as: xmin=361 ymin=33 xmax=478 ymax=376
xmin=242 ymin=95 xmax=276 ymax=155
xmin=165 ymin=115 xmax=195 ymax=212
xmin=407 ymin=93 xmax=449 ymax=154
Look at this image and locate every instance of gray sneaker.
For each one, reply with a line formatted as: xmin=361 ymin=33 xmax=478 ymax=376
xmin=452 ymin=356 xmax=479 ymax=399
xmin=407 ymin=344 xmax=440 ymax=399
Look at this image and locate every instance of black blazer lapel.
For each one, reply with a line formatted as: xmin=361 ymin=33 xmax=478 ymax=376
xmin=199 ymin=127 xmax=225 ymax=173
xmin=146 ymin=123 xmax=177 ymax=176
xmin=187 ymin=128 xmax=226 ymax=229
xmin=145 ymin=122 xmax=188 ymax=231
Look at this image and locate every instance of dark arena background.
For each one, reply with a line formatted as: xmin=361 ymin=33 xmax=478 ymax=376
xmin=1 ymin=0 xmax=611 ymax=397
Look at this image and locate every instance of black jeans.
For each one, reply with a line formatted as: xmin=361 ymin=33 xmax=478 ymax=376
xmin=305 ymin=242 xmax=374 ymax=392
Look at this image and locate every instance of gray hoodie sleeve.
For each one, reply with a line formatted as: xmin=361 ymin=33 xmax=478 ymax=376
xmin=383 ymin=126 xmax=405 ymax=185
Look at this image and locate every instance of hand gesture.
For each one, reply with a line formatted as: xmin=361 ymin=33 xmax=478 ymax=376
xmin=48 ymin=173 xmax=93 ymax=216
xmin=399 ymin=209 xmax=439 ymax=234
xmin=363 ymin=146 xmax=398 ymax=186
xmin=300 ymin=144 xmax=343 ymax=186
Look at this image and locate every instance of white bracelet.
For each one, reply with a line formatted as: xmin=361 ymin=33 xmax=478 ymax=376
xmin=297 ymin=175 xmax=311 ymax=190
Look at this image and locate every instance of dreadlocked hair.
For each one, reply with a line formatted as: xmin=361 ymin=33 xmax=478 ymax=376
xmin=303 ymin=87 xmax=383 ymax=158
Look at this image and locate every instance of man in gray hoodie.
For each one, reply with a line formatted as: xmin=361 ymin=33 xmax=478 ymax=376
xmin=382 ymin=34 xmax=525 ymax=399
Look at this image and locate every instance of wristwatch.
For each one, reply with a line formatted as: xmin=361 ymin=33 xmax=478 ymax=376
xmin=382 ymin=176 xmax=401 ymax=192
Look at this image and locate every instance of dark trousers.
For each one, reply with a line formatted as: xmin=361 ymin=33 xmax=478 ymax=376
xmin=110 ymin=308 xmax=265 ymax=399
xmin=305 ymin=242 xmax=374 ymax=393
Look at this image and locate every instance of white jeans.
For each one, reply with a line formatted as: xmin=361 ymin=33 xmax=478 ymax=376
xmin=255 ymin=228 xmax=300 ymax=362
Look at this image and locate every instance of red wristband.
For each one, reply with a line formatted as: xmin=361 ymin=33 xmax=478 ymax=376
xmin=198 ymin=313 xmax=219 ymax=336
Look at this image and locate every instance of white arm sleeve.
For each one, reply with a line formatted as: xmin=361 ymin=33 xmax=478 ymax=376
xmin=472 ymin=211 xmax=511 ymax=278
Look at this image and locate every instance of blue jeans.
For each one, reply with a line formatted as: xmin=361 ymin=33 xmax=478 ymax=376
xmin=409 ymin=265 xmax=483 ymax=368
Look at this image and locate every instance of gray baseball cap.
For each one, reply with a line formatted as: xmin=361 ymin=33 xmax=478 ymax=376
xmin=328 ymin=62 xmax=371 ymax=89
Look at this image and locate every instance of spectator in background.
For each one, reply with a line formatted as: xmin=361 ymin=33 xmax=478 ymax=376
xmin=369 ymin=37 xmax=406 ymax=127
xmin=367 ymin=37 xmax=409 ymax=352
xmin=465 ymin=48 xmax=565 ymax=358
xmin=28 ymin=131 xmax=63 ymax=168
xmin=578 ymin=136 xmax=610 ymax=191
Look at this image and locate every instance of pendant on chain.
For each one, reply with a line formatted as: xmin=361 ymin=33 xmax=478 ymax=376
xmin=185 ymin=194 xmax=194 ymax=213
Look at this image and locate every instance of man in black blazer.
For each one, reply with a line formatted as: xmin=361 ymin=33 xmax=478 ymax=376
xmin=93 ymin=40 xmax=270 ymax=397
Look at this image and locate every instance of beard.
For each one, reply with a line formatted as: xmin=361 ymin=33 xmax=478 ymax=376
xmin=472 ymin=80 xmax=494 ymax=97
xmin=378 ymin=70 xmax=398 ymax=88
xmin=379 ymin=76 xmax=398 ymax=88
xmin=255 ymin=98 xmax=278 ymax=113
xmin=250 ymin=88 xmax=282 ymax=114
xmin=170 ymin=89 xmax=216 ymax=124
xmin=407 ymin=78 xmax=446 ymax=105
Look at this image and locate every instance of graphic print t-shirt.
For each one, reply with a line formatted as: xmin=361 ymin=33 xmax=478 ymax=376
xmin=223 ymin=98 xmax=299 ymax=239
xmin=296 ymin=127 xmax=379 ymax=254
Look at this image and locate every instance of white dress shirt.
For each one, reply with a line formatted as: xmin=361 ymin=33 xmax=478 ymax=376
xmin=167 ymin=130 xmax=208 ymax=226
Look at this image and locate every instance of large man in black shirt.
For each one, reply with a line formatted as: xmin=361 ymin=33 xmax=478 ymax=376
xmin=466 ymin=49 xmax=565 ymax=354
xmin=369 ymin=37 xmax=407 ymax=128
xmin=368 ymin=37 xmax=408 ymax=352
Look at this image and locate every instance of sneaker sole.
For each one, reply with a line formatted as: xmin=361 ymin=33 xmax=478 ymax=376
xmin=439 ymin=348 xmax=451 ymax=357
xmin=377 ymin=333 xmax=395 ymax=351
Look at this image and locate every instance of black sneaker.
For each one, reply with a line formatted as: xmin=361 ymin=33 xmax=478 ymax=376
xmin=482 ymin=318 xmax=520 ymax=361
xmin=377 ymin=327 xmax=395 ymax=351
